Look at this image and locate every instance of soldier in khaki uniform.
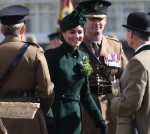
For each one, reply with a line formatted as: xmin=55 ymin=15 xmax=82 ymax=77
xmin=78 ymin=1 xmax=128 ymax=134
xmin=0 ymin=5 xmax=54 ymax=134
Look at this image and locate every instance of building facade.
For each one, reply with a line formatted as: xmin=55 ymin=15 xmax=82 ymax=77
xmin=0 ymin=0 xmax=60 ymax=45
xmin=0 ymin=0 xmax=149 ymax=46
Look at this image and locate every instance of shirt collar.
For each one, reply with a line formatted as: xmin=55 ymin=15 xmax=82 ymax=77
xmin=93 ymin=41 xmax=101 ymax=45
xmin=135 ymin=43 xmax=150 ymax=52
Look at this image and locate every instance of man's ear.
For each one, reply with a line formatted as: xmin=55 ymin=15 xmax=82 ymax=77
xmin=20 ymin=24 xmax=26 ymax=35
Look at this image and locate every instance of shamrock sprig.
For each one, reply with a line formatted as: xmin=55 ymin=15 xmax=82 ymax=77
xmin=73 ymin=6 xmax=86 ymax=27
xmin=80 ymin=56 xmax=93 ymax=77
xmin=93 ymin=2 xmax=103 ymax=10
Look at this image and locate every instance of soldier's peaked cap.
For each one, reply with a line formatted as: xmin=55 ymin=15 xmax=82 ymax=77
xmin=48 ymin=32 xmax=60 ymax=40
xmin=0 ymin=5 xmax=29 ymax=25
xmin=78 ymin=0 xmax=111 ymax=18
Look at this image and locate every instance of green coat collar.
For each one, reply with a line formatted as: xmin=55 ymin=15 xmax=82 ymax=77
xmin=61 ymin=41 xmax=83 ymax=58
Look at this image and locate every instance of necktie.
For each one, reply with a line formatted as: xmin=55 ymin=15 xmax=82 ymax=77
xmin=92 ymin=42 xmax=99 ymax=57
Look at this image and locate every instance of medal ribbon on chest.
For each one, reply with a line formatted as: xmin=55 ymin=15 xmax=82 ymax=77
xmin=104 ymin=53 xmax=121 ymax=67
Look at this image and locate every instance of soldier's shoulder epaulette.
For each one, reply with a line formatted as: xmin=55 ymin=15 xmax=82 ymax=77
xmin=106 ymin=35 xmax=120 ymax=42
xmin=24 ymin=41 xmax=40 ymax=48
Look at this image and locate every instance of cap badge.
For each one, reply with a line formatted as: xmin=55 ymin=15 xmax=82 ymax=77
xmin=93 ymin=2 xmax=103 ymax=11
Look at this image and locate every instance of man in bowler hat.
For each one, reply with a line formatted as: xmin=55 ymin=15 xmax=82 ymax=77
xmin=111 ymin=12 xmax=150 ymax=134
xmin=78 ymin=0 xmax=128 ymax=134
xmin=0 ymin=5 xmax=54 ymax=134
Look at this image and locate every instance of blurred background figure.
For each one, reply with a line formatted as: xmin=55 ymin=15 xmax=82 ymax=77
xmin=45 ymin=32 xmax=62 ymax=50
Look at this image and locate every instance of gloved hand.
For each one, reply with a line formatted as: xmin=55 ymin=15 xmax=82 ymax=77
xmin=99 ymin=121 xmax=108 ymax=134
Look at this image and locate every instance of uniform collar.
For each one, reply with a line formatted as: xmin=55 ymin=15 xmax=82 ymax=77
xmin=134 ymin=43 xmax=150 ymax=56
xmin=135 ymin=43 xmax=150 ymax=53
xmin=83 ymin=35 xmax=110 ymax=56
xmin=2 ymin=36 xmax=23 ymax=44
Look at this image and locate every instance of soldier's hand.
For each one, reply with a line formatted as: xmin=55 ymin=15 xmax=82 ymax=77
xmin=112 ymin=79 xmax=120 ymax=96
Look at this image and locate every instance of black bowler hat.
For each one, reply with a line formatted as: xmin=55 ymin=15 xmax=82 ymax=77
xmin=60 ymin=6 xmax=86 ymax=31
xmin=122 ymin=12 xmax=150 ymax=33
xmin=0 ymin=5 xmax=29 ymax=25
xmin=78 ymin=0 xmax=111 ymax=18
xmin=48 ymin=32 xmax=60 ymax=40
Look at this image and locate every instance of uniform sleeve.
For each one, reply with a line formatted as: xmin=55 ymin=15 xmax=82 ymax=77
xmin=111 ymin=58 xmax=147 ymax=116
xmin=80 ymin=77 xmax=105 ymax=126
xmin=35 ymin=47 xmax=54 ymax=116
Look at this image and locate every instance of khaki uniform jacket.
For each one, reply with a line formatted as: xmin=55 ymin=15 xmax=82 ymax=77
xmin=81 ymin=36 xmax=127 ymax=82
xmin=0 ymin=37 xmax=54 ymax=134
xmin=111 ymin=44 xmax=150 ymax=134
xmin=80 ymin=35 xmax=128 ymax=134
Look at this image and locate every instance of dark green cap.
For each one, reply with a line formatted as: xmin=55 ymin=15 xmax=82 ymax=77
xmin=48 ymin=32 xmax=60 ymax=40
xmin=60 ymin=6 xmax=86 ymax=31
xmin=78 ymin=0 xmax=111 ymax=18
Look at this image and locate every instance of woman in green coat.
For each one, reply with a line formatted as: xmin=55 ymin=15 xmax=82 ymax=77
xmin=44 ymin=7 xmax=107 ymax=134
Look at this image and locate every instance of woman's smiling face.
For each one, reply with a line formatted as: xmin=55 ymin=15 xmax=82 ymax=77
xmin=62 ymin=25 xmax=84 ymax=49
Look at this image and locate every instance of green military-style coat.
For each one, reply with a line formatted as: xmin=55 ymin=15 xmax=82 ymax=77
xmin=44 ymin=41 xmax=104 ymax=134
